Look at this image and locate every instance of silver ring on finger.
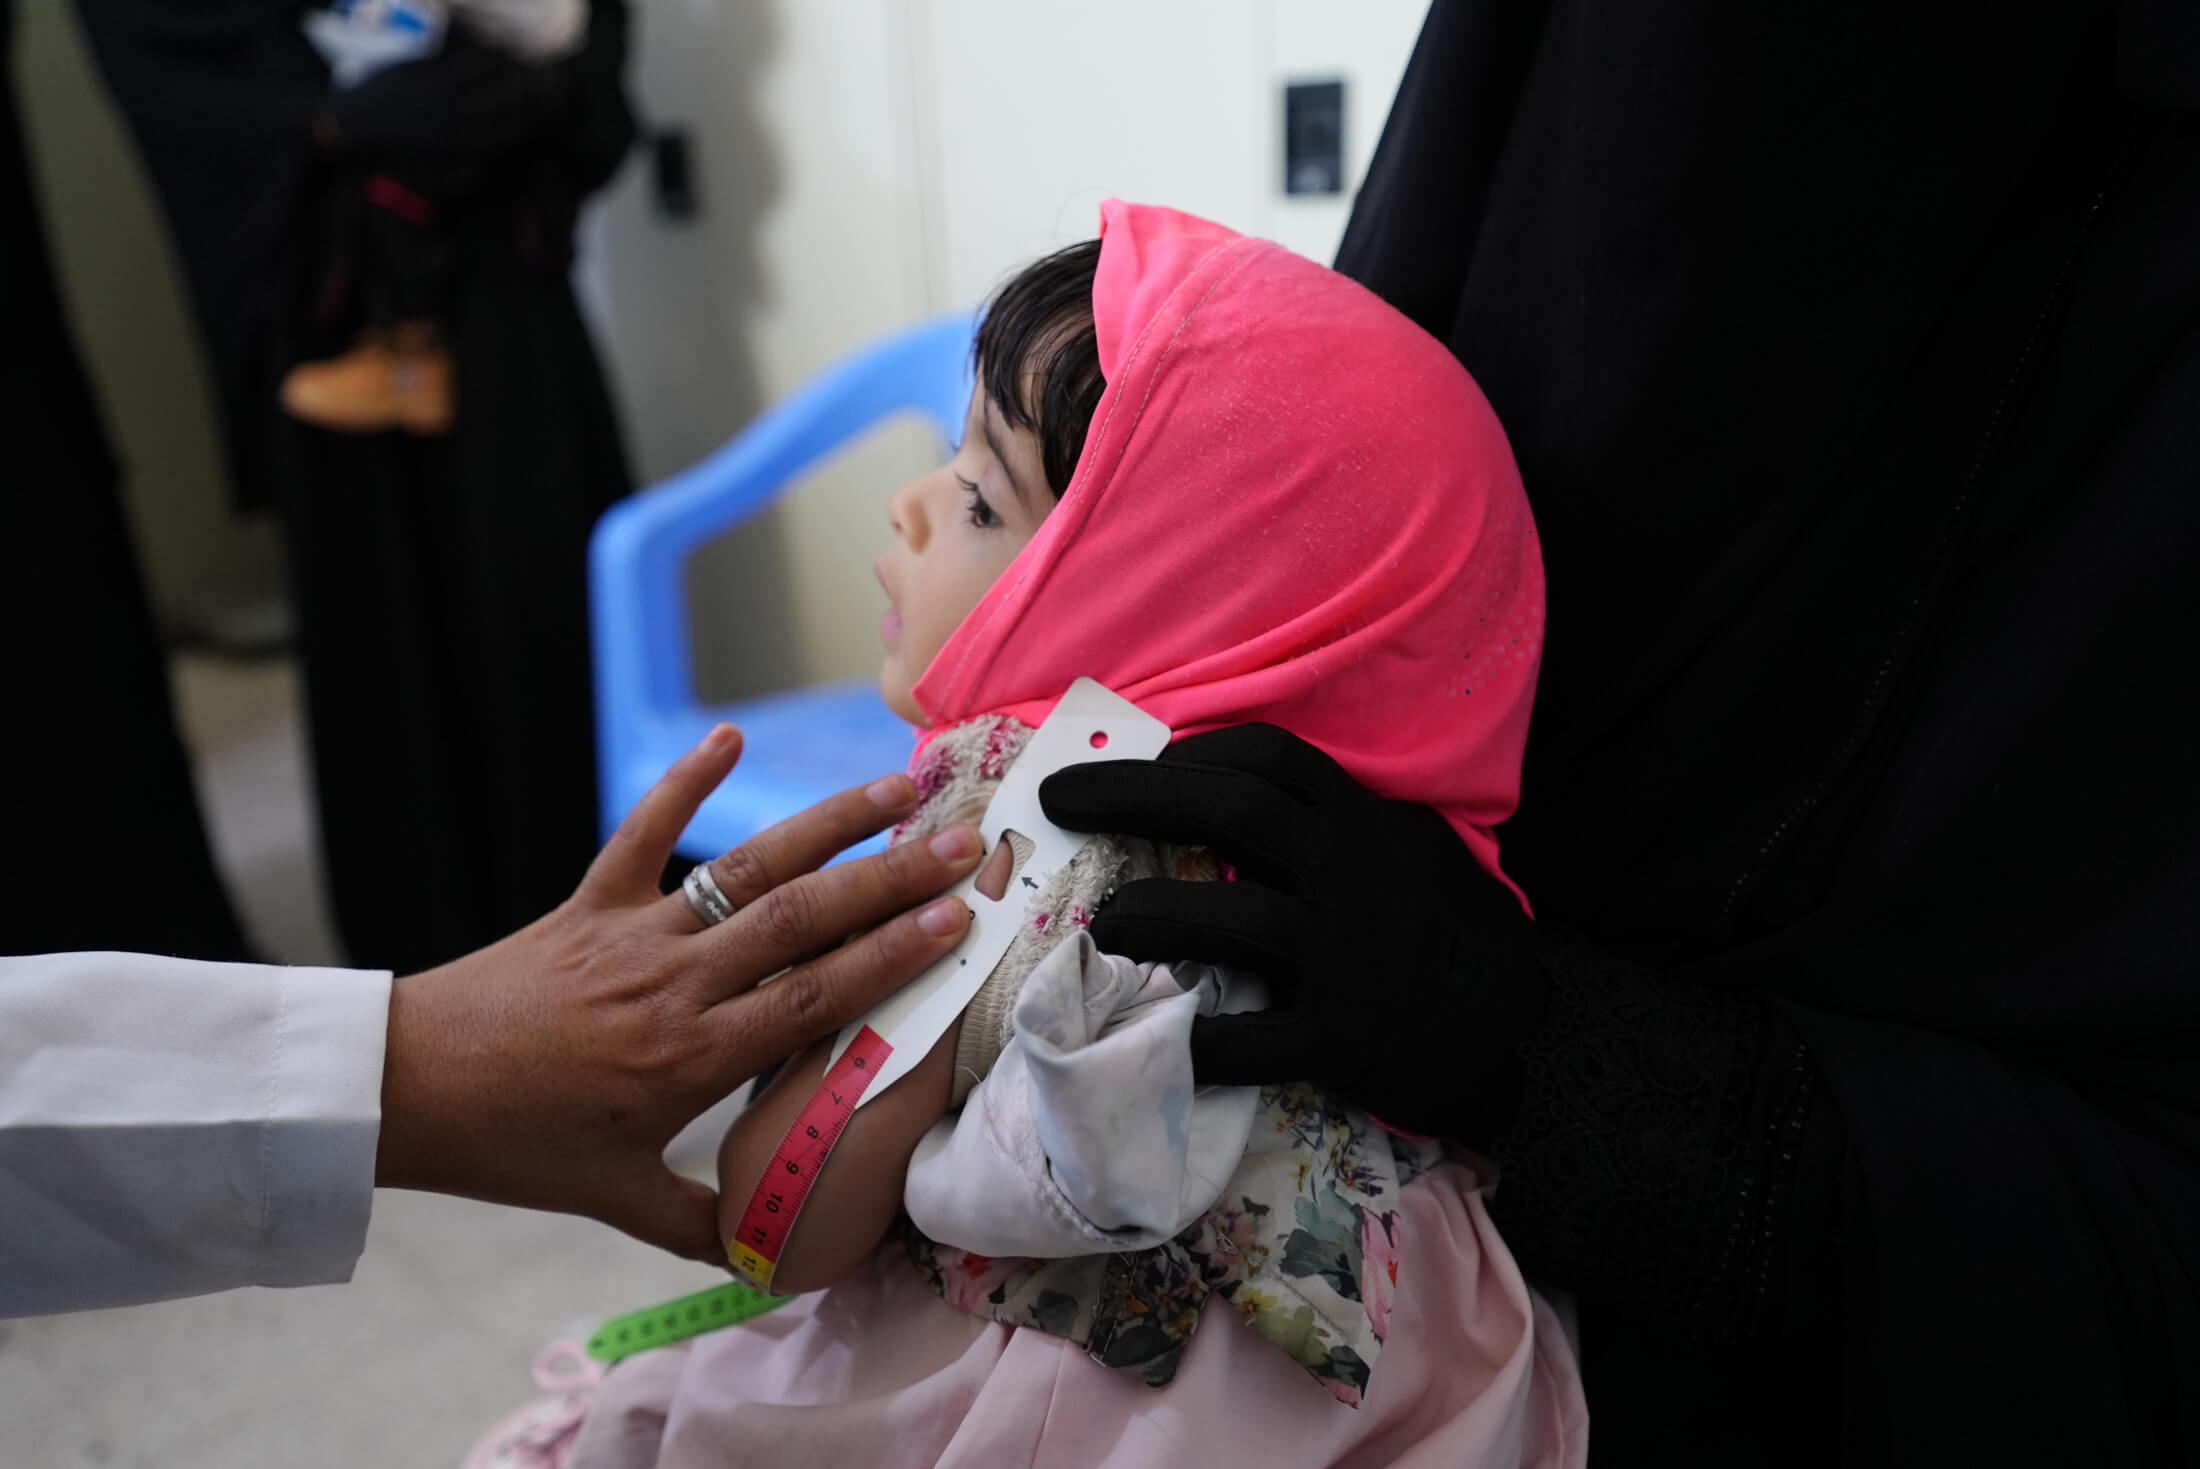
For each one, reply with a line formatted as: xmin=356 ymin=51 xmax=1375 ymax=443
xmin=682 ymin=862 xmax=740 ymax=928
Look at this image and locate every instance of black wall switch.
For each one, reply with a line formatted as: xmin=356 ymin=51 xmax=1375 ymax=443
xmin=652 ymin=129 xmax=698 ymax=221
xmin=1283 ymin=80 xmax=1345 ymax=196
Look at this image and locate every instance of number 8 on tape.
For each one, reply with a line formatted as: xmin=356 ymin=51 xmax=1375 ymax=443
xmin=726 ymin=1024 xmax=894 ymax=1291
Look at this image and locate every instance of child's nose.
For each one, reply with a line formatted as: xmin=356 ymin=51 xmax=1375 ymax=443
xmin=887 ymin=476 xmax=928 ymax=549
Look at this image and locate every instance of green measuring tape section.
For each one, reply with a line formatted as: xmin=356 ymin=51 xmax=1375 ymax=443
xmin=586 ymin=1280 xmax=792 ymax=1363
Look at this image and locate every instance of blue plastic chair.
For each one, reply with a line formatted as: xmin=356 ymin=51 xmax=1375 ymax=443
xmin=590 ymin=311 xmax=976 ymax=862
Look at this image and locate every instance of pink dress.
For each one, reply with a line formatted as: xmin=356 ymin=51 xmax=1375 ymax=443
xmin=565 ymin=1163 xmax=1585 ymax=1469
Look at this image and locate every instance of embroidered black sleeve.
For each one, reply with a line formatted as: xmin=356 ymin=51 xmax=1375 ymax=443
xmin=1486 ymin=939 xmax=1845 ymax=1344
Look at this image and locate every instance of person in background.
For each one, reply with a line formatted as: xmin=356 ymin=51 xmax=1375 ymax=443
xmin=0 ymin=0 xmax=249 ymax=961
xmin=280 ymin=0 xmax=592 ymax=434
xmin=77 ymin=0 xmax=639 ymax=975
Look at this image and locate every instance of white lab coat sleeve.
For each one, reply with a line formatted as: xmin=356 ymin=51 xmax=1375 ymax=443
xmin=0 ymin=952 xmax=392 ymax=1318
xmin=904 ymin=932 xmax=1262 ymax=1258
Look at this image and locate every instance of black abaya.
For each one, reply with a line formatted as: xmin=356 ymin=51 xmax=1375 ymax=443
xmin=1337 ymin=1 xmax=2199 ymax=1462
xmin=77 ymin=0 xmax=637 ymax=973
xmin=0 ymin=0 xmax=249 ymax=961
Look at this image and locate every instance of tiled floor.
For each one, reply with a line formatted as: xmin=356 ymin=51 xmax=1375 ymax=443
xmin=1 ymin=658 xmax=733 ymax=1468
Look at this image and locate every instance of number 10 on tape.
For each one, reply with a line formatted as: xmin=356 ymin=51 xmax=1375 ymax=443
xmin=726 ymin=1024 xmax=894 ymax=1291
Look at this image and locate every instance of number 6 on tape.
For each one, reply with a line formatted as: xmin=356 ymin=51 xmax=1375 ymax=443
xmin=726 ymin=678 xmax=1170 ymax=1292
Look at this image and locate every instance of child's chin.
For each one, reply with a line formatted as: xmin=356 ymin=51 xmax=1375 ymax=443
xmin=879 ymin=669 xmax=926 ymax=727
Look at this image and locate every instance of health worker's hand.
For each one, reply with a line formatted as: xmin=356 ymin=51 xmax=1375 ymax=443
xmin=1039 ymin=723 xmax=1548 ymax=1144
xmin=374 ymin=725 xmax=983 ymax=1261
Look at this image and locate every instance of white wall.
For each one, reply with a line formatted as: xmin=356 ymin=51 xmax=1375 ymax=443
xmin=582 ymin=0 xmax=1429 ymax=694
xmin=918 ymin=0 xmax=1424 ymax=302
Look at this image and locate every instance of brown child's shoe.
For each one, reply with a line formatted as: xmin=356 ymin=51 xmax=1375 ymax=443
xmin=279 ymin=323 xmax=455 ymax=436
xmin=280 ymin=331 xmax=401 ymax=432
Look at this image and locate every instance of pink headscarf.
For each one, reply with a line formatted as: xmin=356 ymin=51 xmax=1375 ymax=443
xmin=912 ymin=201 xmax=1545 ymax=884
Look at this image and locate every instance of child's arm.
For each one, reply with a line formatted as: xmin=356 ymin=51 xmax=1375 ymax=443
xmin=714 ymin=1020 xmax=957 ymax=1294
xmin=715 ymin=840 xmax=1015 ymax=1292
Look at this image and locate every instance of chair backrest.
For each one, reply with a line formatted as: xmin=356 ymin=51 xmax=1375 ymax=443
xmin=589 ymin=311 xmax=977 ymax=839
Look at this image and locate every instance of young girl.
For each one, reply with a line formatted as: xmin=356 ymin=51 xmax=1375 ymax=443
xmin=540 ymin=201 xmax=1582 ymax=1467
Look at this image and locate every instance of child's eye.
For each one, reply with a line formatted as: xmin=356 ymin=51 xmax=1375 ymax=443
xmin=959 ymin=477 xmax=1002 ymax=530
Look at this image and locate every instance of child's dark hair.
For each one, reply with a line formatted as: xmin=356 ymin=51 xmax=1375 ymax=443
xmin=975 ymin=240 xmax=1104 ymax=498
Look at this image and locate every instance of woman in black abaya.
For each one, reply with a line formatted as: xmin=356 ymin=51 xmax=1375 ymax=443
xmin=1046 ymin=3 xmax=2199 ymax=1463
xmin=76 ymin=0 xmax=636 ymax=973
xmin=0 ymin=0 xmax=248 ymax=961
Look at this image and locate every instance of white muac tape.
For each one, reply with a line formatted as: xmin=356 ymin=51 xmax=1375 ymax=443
xmin=828 ymin=678 xmax=1172 ymax=1107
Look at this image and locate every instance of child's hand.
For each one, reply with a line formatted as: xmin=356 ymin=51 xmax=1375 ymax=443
xmin=1040 ymin=723 xmax=1548 ymax=1145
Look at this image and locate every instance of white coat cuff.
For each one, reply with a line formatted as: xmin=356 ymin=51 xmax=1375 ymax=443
xmin=256 ymin=965 xmax=391 ymax=1287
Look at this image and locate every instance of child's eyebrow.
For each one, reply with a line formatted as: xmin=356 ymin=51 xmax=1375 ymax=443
xmin=980 ymin=398 xmax=1042 ymax=514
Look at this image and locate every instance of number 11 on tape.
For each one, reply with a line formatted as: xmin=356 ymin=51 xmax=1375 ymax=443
xmin=726 ymin=1024 xmax=894 ymax=1291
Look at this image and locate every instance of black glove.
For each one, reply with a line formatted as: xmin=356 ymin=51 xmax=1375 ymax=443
xmin=1039 ymin=723 xmax=1549 ymax=1144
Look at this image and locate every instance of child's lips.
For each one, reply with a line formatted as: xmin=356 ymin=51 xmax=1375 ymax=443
xmin=874 ymin=559 xmax=901 ymax=648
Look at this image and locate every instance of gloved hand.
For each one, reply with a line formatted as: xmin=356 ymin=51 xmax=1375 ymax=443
xmin=1040 ymin=723 xmax=1549 ymax=1144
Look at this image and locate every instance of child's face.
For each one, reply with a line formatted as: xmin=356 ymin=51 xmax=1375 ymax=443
xmin=876 ymin=389 xmax=1054 ymax=725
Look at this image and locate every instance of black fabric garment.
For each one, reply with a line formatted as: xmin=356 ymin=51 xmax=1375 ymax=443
xmin=306 ymin=24 xmax=581 ymax=334
xmin=1337 ymin=2 xmax=2198 ymax=1464
xmin=1491 ymin=940 xmax=1853 ymax=1462
xmin=79 ymin=1 xmax=636 ymax=972
xmin=68 ymin=1 xmax=324 ymax=518
xmin=0 ymin=0 xmax=248 ymax=961
xmin=356 ymin=175 xmax=449 ymax=325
